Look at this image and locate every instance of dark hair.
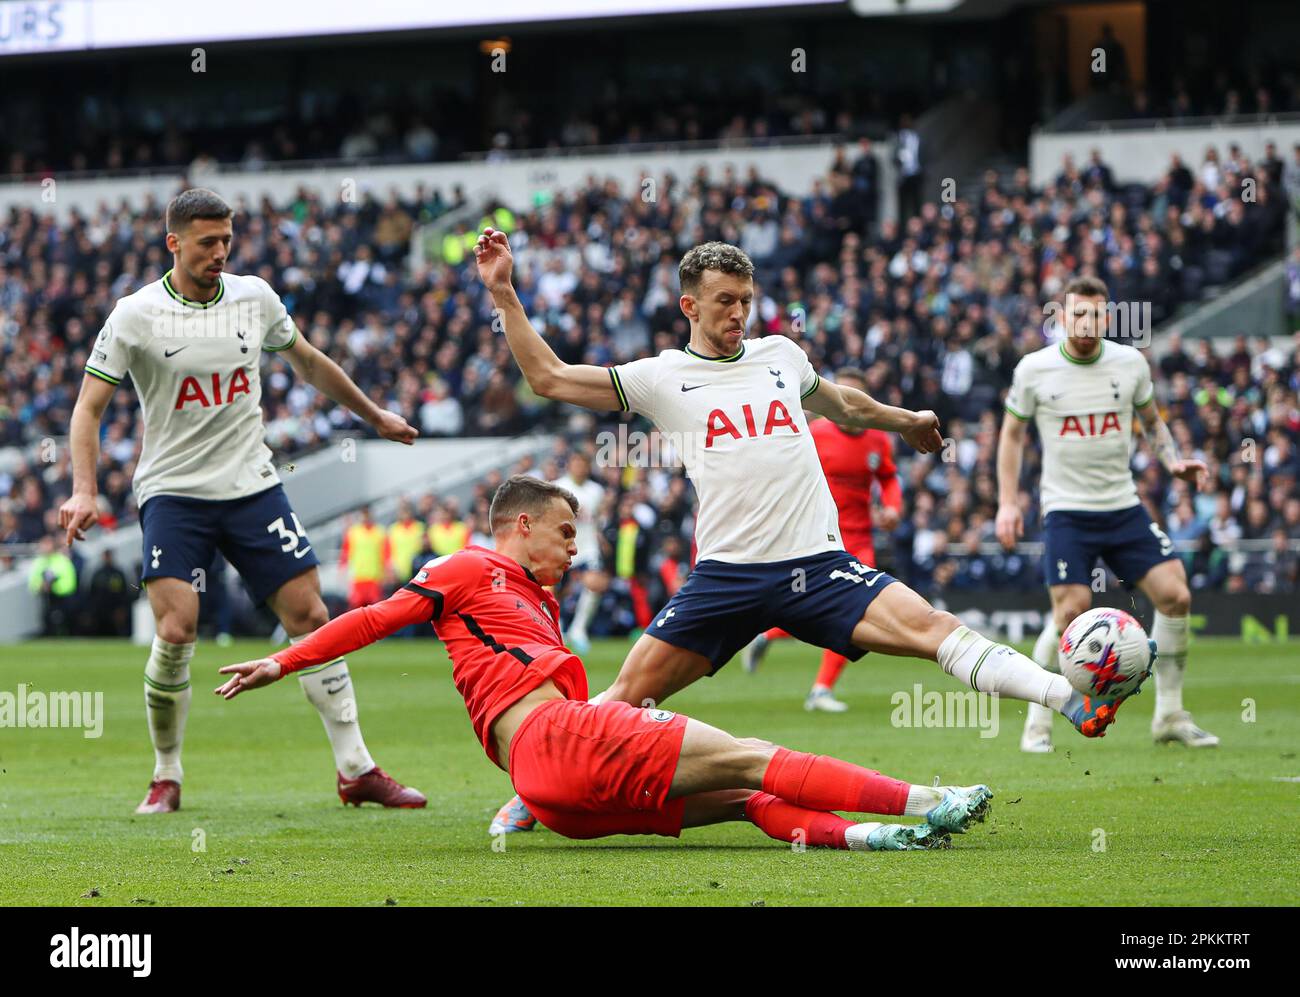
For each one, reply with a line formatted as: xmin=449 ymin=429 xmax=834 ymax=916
xmin=834 ymin=366 xmax=866 ymax=385
xmin=489 ymin=475 xmax=579 ymax=534
xmin=1062 ymin=275 xmax=1109 ymax=299
xmin=678 ymin=241 xmax=755 ymax=294
xmin=166 ymin=188 xmax=232 ymax=233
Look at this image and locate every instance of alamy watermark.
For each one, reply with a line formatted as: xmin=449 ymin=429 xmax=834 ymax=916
xmin=1043 ymin=296 xmax=1152 ymax=348
xmin=0 ymin=685 xmax=104 ymax=738
xmin=890 ymin=683 xmax=1000 ymax=739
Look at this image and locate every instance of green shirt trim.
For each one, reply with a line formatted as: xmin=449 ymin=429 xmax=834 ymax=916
xmin=162 ymin=269 xmax=225 ymax=309
xmin=684 ymin=343 xmax=745 ymax=363
xmin=1004 ymin=403 xmax=1029 ymax=421
xmin=800 ymin=373 xmax=821 ymax=399
xmin=262 ymin=326 xmax=298 ymax=352
xmin=608 ymin=368 xmax=629 ymax=412
xmin=85 ymin=366 xmax=121 ymax=385
xmin=1059 ymin=340 xmax=1104 ymax=365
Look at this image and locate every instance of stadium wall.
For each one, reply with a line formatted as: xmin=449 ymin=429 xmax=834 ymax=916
xmin=0 ymin=140 xmax=893 ymax=223
xmin=1029 ymin=119 xmax=1300 ymax=187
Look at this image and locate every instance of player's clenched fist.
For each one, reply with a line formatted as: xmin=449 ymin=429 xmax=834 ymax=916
xmin=473 ymin=227 xmax=514 ymax=292
xmin=372 ymin=409 xmax=418 ymax=445
xmin=58 ymin=492 xmax=99 ymax=546
xmin=215 ymin=658 xmax=283 ymax=699
xmin=901 ymin=410 xmax=943 ymax=455
xmin=994 ymin=503 xmax=1022 ymax=551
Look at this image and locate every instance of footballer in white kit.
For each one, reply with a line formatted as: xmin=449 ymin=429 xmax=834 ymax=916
xmin=997 ymin=276 xmax=1218 ymax=752
xmin=477 ymin=232 xmax=1141 ymax=835
xmin=60 ymin=188 xmax=427 ymax=812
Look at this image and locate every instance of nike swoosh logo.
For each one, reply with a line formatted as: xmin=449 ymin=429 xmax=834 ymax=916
xmin=681 ymin=384 xmax=706 ymax=392
xmin=294 ymin=546 xmax=313 ymax=559
xmin=164 ymin=347 xmax=189 ymax=358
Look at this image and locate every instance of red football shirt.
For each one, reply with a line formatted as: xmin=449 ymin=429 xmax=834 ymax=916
xmin=273 ymin=546 xmax=588 ymax=765
xmin=811 ymin=418 xmax=902 ymax=548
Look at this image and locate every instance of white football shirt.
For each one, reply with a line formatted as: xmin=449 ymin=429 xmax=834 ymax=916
xmin=610 ymin=336 xmax=841 ymax=564
xmin=1005 ymin=340 xmax=1155 ymax=515
xmin=86 ymin=270 xmax=299 ymax=507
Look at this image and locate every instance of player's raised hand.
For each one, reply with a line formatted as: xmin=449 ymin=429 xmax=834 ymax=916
xmin=995 ymin=503 xmax=1022 ymax=551
xmin=215 ymin=658 xmax=283 ymax=700
xmin=473 ymin=227 xmax=514 ymax=291
xmin=901 ymin=410 xmax=943 ymax=454
xmin=1171 ymin=458 xmax=1208 ymax=490
xmin=372 ymin=409 xmax=418 ymax=445
xmin=58 ymin=492 xmax=99 ymax=546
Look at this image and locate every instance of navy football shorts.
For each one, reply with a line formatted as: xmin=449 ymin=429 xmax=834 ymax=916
xmin=1041 ymin=504 xmax=1176 ymax=590
xmin=647 ymin=549 xmax=897 ymax=673
xmin=139 ymin=484 xmax=319 ymax=605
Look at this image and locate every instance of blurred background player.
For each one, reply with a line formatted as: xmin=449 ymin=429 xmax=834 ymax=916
xmin=553 ymin=451 xmax=607 ymax=653
xmin=59 ymin=188 xmax=425 ymax=813
xmin=340 ymin=505 xmax=387 ymax=609
xmin=743 ymin=366 xmax=903 ymax=712
xmin=997 ymin=276 xmax=1218 ymax=753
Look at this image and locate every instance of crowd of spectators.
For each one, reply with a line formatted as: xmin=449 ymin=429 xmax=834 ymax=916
xmin=2 ymin=139 xmax=1297 ymax=630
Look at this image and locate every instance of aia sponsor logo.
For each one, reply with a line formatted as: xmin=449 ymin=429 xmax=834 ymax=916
xmin=1059 ymin=412 xmax=1122 ymax=437
xmin=705 ymin=400 xmax=798 ymax=448
xmin=175 ymin=369 xmax=251 ymax=409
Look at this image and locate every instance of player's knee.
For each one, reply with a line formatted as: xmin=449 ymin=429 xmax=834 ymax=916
xmin=1158 ymin=587 xmax=1191 ymax=617
xmin=155 ymin=617 xmax=196 ymax=645
xmin=1053 ymin=596 xmax=1089 ymax=631
xmin=283 ymin=599 xmax=329 ymax=637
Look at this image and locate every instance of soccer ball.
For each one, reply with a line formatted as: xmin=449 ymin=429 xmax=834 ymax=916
xmin=1058 ymin=608 xmax=1154 ymax=699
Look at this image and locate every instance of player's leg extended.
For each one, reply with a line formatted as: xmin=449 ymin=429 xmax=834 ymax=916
xmin=668 ymin=718 xmax=990 ymax=849
xmin=849 ymin=582 xmax=1136 ymax=737
xmin=1022 ymin=584 xmax=1090 ymax=753
xmin=266 ymin=568 xmax=427 ymax=807
xmin=1135 ymin=559 xmax=1218 ymax=747
xmin=564 ymin=567 xmax=608 ymax=654
xmin=138 ymin=577 xmax=199 ymax=814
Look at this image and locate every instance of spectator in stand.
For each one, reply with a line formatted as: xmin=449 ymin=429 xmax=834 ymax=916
xmin=28 ymin=534 xmax=77 ymax=636
xmin=340 ymin=506 xmax=387 ymax=609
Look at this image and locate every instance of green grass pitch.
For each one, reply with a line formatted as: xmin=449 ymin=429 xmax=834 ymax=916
xmin=0 ymin=636 xmax=1296 ymax=906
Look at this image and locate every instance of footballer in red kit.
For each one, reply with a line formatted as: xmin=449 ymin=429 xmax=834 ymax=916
xmin=216 ymin=475 xmax=994 ymax=850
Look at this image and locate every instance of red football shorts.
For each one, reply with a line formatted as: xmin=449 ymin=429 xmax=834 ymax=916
xmin=348 ymin=579 xmax=383 ymax=609
xmin=508 ymin=699 xmax=689 ymax=839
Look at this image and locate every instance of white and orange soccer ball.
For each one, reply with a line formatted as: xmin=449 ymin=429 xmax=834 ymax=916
xmin=1058 ymin=608 xmax=1155 ymax=699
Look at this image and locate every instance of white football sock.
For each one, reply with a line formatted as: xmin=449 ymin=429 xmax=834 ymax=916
xmin=567 ymin=585 xmax=600 ymax=643
xmin=1151 ymin=611 xmax=1188 ymax=719
xmin=937 ymin=625 xmax=1073 ymax=711
xmin=1026 ymin=620 xmax=1060 ymax=729
xmin=1031 ymin=620 xmax=1061 ymax=673
xmin=903 ymin=784 xmax=943 ymax=817
xmin=293 ymin=637 xmax=375 ymax=780
xmin=144 ymin=636 xmax=194 ymax=783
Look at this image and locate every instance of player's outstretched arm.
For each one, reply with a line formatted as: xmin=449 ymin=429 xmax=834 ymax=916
xmin=58 ymin=374 xmax=116 ymax=545
xmin=1136 ymin=401 xmax=1207 ymax=489
xmin=995 ymin=411 xmax=1028 ymax=550
xmin=804 ymin=379 xmax=943 ymax=454
xmin=282 ymin=335 xmax=417 ymax=444
xmin=215 ymin=588 xmax=433 ymax=700
xmin=473 ymin=228 xmax=622 ymax=411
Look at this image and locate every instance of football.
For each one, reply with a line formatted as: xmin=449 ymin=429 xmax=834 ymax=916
xmin=1058 ymin=608 xmax=1155 ymax=699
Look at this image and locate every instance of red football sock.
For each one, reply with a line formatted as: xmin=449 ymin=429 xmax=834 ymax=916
xmin=762 ymin=747 xmax=909 ymax=815
xmin=814 ymin=650 xmax=848 ymax=689
xmin=744 ymin=792 xmax=851 ymax=849
xmin=763 ymin=627 xmax=788 ymax=640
